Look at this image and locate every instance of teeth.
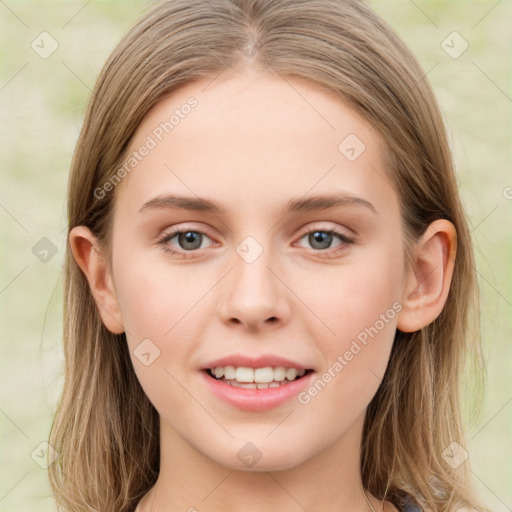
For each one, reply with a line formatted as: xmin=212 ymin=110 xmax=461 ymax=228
xmin=235 ymin=367 xmax=254 ymax=383
xmin=273 ymin=367 xmax=286 ymax=381
xmin=255 ymin=367 xmax=274 ymax=383
xmin=209 ymin=366 xmax=307 ymax=383
xmin=286 ymin=368 xmax=298 ymax=381
xmin=224 ymin=365 xmax=236 ymax=380
xmin=224 ymin=379 xmax=287 ymax=389
xmin=239 ymin=382 xmax=257 ymax=389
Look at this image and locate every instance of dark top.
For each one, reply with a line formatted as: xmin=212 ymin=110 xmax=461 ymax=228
xmin=401 ymin=496 xmax=422 ymax=512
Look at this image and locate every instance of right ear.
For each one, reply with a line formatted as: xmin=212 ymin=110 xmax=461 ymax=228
xmin=68 ymin=226 xmax=125 ymax=334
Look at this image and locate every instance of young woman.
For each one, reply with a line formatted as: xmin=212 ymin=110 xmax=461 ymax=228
xmin=48 ymin=1 xmax=490 ymax=511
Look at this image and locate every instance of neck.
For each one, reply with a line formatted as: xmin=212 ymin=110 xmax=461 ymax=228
xmin=136 ymin=411 xmax=395 ymax=512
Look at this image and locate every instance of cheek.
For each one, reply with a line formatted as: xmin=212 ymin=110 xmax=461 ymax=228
xmin=297 ymin=279 xmax=400 ymax=430
xmin=301 ymin=241 xmax=403 ymax=400
xmin=113 ymin=246 xmax=203 ymax=339
xmin=341 ymin=266 xmax=401 ymax=337
xmin=113 ymin=260 xmax=206 ymax=410
xmin=302 ymin=241 xmax=404 ymax=342
xmin=115 ymin=277 xmax=171 ymax=339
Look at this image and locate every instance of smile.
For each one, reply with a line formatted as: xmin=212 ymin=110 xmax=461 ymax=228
xmin=207 ymin=365 xmax=311 ymax=388
xmin=201 ymin=367 xmax=315 ymax=411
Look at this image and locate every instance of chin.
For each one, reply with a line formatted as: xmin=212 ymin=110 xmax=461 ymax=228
xmin=207 ymin=444 xmax=310 ymax=473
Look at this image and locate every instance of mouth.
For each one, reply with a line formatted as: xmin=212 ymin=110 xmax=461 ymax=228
xmin=202 ymin=367 xmax=315 ymax=389
xmin=201 ymin=365 xmax=316 ymax=411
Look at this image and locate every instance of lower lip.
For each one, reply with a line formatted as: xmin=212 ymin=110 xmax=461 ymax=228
xmin=200 ymin=370 xmax=315 ymax=412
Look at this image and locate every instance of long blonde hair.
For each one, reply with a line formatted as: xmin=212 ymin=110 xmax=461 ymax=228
xmin=49 ymin=1 xmax=489 ymax=511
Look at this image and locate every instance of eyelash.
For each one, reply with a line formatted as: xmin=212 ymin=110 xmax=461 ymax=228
xmin=156 ymin=226 xmax=355 ymax=259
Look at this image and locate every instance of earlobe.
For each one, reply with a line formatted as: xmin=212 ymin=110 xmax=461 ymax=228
xmin=68 ymin=226 xmax=125 ymax=334
xmin=396 ymin=219 xmax=457 ymax=333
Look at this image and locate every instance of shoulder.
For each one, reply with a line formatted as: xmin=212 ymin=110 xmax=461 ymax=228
xmin=401 ymin=500 xmax=483 ymax=512
xmin=383 ymin=497 xmax=419 ymax=512
xmin=396 ymin=495 xmax=423 ymax=512
xmin=402 ymin=502 xmax=422 ymax=512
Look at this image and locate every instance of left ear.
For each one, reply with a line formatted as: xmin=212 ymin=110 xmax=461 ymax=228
xmin=397 ymin=219 xmax=457 ymax=333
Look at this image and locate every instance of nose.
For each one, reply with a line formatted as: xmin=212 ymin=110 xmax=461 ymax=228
xmin=218 ymin=246 xmax=291 ymax=332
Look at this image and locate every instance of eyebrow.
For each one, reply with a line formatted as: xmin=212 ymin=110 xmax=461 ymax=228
xmin=138 ymin=192 xmax=377 ymax=216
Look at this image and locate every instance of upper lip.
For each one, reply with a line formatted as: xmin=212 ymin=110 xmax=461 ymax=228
xmin=200 ymin=354 xmax=314 ymax=371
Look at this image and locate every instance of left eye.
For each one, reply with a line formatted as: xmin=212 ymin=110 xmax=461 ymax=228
xmin=158 ymin=230 xmax=213 ymax=253
xmin=296 ymin=229 xmax=354 ymax=251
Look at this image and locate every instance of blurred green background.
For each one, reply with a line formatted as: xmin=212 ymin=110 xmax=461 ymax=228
xmin=0 ymin=1 xmax=510 ymax=510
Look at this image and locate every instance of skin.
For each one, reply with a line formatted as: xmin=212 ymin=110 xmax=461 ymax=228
xmin=70 ymin=65 xmax=456 ymax=512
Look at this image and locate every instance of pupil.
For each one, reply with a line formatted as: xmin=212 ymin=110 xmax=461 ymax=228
xmin=310 ymin=231 xmax=332 ymax=250
xmin=179 ymin=231 xmax=202 ymax=250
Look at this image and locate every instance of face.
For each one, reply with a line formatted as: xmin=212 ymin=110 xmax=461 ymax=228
xmin=108 ymin=67 xmax=407 ymax=471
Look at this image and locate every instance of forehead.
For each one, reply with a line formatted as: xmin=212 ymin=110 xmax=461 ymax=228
xmin=115 ymin=68 xmax=397 ymax=218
